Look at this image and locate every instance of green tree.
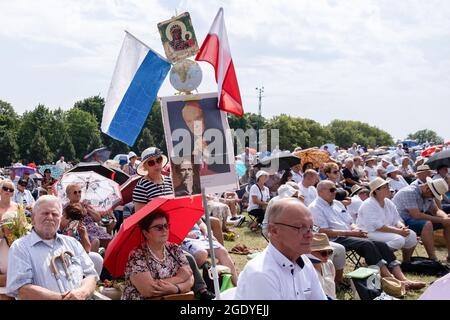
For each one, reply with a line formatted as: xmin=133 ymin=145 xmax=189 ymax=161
xmin=57 ymin=132 xmax=76 ymax=162
xmin=74 ymin=95 xmax=105 ymax=126
xmin=136 ymin=128 xmax=155 ymax=154
xmin=407 ymin=129 xmax=444 ymax=145
xmin=65 ymin=108 xmax=102 ymax=160
xmin=0 ymin=129 xmax=19 ymax=166
xmin=28 ymin=130 xmax=53 ymax=164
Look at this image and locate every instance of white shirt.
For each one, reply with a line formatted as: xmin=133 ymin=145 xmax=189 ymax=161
xmin=364 ymin=166 xmax=378 ymax=182
xmin=387 ymin=176 xmax=409 ymax=192
xmin=346 ymin=195 xmax=363 ymax=222
xmin=247 ymin=184 xmax=270 ymax=212
xmin=13 ymin=190 xmax=35 ymax=207
xmin=309 ymin=197 xmax=353 ymax=238
xmin=55 ymin=160 xmax=68 ymax=171
xmin=291 ymin=170 xmax=303 ymax=184
xmin=235 ymin=243 xmax=327 ymax=300
xmin=299 ymin=184 xmax=318 ymax=207
xmin=356 ymin=197 xmax=402 ymax=232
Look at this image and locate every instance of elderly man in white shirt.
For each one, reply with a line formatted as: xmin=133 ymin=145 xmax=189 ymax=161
xmin=357 ymin=178 xmax=418 ymax=262
xmin=235 ymin=198 xmax=327 ymax=300
xmin=299 ymin=169 xmax=319 ymax=207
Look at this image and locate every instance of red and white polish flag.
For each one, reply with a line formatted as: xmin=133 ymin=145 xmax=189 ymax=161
xmin=195 ymin=8 xmax=244 ymax=117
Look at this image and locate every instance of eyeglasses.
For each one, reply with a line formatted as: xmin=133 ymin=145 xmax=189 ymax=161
xmin=150 ymin=223 xmax=170 ymax=231
xmin=73 ymin=190 xmax=82 ymax=194
xmin=329 ymin=188 xmax=337 ymax=193
xmin=2 ymin=186 xmax=14 ymax=193
xmin=318 ymin=250 xmax=334 ymax=258
xmin=146 ymin=157 xmax=163 ymax=167
xmin=273 ymin=222 xmax=314 ymax=234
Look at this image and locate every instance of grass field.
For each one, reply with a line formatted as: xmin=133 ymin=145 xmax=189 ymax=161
xmin=223 ymin=212 xmax=448 ymax=300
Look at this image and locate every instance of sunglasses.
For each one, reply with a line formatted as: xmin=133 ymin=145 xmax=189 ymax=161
xmin=146 ymin=156 xmax=163 ymax=167
xmin=150 ymin=223 xmax=170 ymax=231
xmin=2 ymin=186 xmax=14 ymax=193
xmin=73 ymin=190 xmax=82 ymax=194
xmin=329 ymin=188 xmax=337 ymax=193
xmin=331 ymin=171 xmax=339 ymax=174
xmin=318 ymin=250 xmax=333 ymax=258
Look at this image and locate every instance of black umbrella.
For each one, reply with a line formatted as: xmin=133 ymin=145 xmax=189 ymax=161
xmin=426 ymin=149 xmax=450 ymax=170
xmin=254 ymin=152 xmax=301 ymax=172
xmin=67 ymin=162 xmax=130 ymax=186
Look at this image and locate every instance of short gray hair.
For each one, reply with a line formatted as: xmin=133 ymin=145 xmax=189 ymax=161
xmin=317 ymin=180 xmax=335 ymax=192
xmin=268 ymin=197 xmax=303 ymax=223
xmin=32 ymin=195 xmax=63 ymax=216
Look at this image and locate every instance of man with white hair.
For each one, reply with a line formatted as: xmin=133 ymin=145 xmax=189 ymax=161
xmin=235 ymin=198 xmax=326 ymax=300
xmin=6 ymin=195 xmax=98 ymax=300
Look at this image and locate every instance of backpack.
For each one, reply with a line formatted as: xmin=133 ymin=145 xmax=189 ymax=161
xmin=400 ymin=256 xmax=450 ymax=277
xmin=346 ymin=267 xmax=382 ymax=300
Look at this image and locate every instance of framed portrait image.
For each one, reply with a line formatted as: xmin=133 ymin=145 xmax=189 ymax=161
xmin=161 ymin=92 xmax=239 ymax=195
xmin=157 ymin=12 xmax=199 ymax=63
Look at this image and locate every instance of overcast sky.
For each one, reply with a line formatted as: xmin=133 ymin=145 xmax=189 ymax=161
xmin=1 ymin=0 xmax=449 ymax=142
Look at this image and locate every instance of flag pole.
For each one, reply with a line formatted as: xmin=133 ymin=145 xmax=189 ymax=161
xmin=201 ymin=187 xmax=221 ymax=300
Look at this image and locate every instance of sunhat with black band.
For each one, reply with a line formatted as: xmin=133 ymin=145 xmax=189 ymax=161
xmin=426 ymin=177 xmax=449 ymax=201
xmin=136 ymin=147 xmax=168 ymax=176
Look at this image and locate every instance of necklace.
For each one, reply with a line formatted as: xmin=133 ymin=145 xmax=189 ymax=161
xmin=147 ymin=244 xmax=167 ymax=263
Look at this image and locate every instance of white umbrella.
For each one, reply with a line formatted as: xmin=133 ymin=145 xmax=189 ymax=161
xmin=53 ymin=171 xmax=122 ymax=214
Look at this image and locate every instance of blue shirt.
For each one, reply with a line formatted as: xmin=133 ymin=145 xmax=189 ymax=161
xmin=6 ymin=230 xmax=98 ymax=298
xmin=392 ymin=184 xmax=435 ymax=221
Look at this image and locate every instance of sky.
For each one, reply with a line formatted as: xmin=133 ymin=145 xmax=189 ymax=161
xmin=1 ymin=0 xmax=449 ymax=142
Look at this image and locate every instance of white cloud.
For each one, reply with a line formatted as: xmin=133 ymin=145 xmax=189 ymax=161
xmin=0 ymin=0 xmax=449 ymax=141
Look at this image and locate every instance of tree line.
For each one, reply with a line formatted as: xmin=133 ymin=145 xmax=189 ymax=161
xmin=1 ymin=95 xmax=440 ymax=167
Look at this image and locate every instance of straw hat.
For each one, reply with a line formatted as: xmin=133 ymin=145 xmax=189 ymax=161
xmin=311 ymin=233 xmax=334 ymax=252
xmin=349 ymin=184 xmax=363 ymax=197
xmin=381 ymin=277 xmax=406 ymax=298
xmin=136 ymin=147 xmax=168 ymax=176
xmin=369 ymin=177 xmax=389 ymax=197
xmin=416 ymin=164 xmax=431 ymax=173
xmin=426 ymin=177 xmax=449 ymax=201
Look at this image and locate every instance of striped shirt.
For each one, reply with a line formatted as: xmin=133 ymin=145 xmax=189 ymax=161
xmin=133 ymin=176 xmax=173 ymax=204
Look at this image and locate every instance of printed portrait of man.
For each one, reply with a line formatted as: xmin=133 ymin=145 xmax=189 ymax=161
xmin=171 ymin=156 xmax=201 ymax=197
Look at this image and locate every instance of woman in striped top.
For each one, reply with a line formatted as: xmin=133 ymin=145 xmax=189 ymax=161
xmin=133 ymin=147 xmax=173 ymax=212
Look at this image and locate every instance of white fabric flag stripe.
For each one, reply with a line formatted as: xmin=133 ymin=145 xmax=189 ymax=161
xmin=101 ymin=31 xmax=170 ymax=146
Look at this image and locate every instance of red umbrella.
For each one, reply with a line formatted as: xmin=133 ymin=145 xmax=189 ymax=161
xmin=119 ymin=175 xmax=141 ymax=205
xmin=103 ymin=195 xmax=205 ymax=278
xmin=421 ymin=145 xmax=443 ymax=157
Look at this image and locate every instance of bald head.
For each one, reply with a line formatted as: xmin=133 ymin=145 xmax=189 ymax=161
xmin=268 ymin=197 xmax=307 ymax=224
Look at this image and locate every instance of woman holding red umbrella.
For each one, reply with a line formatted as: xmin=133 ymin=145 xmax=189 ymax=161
xmin=121 ymin=210 xmax=193 ymax=300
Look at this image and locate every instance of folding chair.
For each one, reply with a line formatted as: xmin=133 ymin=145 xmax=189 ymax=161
xmin=346 ymin=249 xmax=363 ymax=270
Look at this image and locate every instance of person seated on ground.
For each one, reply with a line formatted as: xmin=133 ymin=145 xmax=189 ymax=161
xmin=235 ymin=198 xmax=327 ymax=300
xmin=398 ymin=157 xmax=416 ymax=184
xmin=0 ymin=210 xmax=31 ymax=300
xmin=60 ymin=184 xmax=112 ymax=251
xmin=6 ymin=195 xmax=98 ymax=300
xmin=182 ymin=219 xmax=238 ymax=286
xmin=121 ymin=210 xmax=194 ymax=300
xmin=309 ymin=180 xmax=425 ymax=290
xmin=247 ymin=170 xmax=270 ymax=231
xmin=60 ymin=203 xmax=103 ymax=275
xmin=392 ymin=177 xmax=450 ymax=266
xmin=385 ymin=165 xmax=409 ymax=194
xmin=13 ymin=178 xmax=35 ymax=215
xmin=307 ymin=233 xmax=337 ymax=299
xmin=357 ymin=178 xmax=418 ymax=263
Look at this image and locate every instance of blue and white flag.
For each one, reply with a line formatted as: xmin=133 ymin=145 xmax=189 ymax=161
xmin=101 ymin=31 xmax=171 ymax=146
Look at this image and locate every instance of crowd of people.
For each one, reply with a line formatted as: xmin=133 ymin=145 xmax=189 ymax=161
xmin=0 ymin=141 xmax=449 ymax=300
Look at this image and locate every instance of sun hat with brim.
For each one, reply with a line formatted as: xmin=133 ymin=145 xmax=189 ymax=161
xmin=128 ymin=151 xmax=137 ymax=159
xmin=381 ymin=277 xmax=406 ymax=298
xmin=369 ymin=177 xmax=390 ymax=197
xmin=385 ymin=165 xmax=400 ymax=176
xmin=136 ymin=147 xmax=168 ymax=176
xmin=256 ymin=170 xmax=269 ymax=181
xmin=311 ymin=233 xmax=334 ymax=252
xmin=365 ymin=156 xmax=377 ymax=163
xmin=350 ymin=184 xmax=364 ymax=197
xmin=277 ymin=183 xmax=297 ymax=198
xmin=426 ymin=177 xmax=449 ymax=201
xmin=416 ymin=164 xmax=432 ymax=173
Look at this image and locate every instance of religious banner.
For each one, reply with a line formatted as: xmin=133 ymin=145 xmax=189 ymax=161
xmin=157 ymin=12 xmax=199 ymax=63
xmin=161 ymin=92 xmax=238 ymax=195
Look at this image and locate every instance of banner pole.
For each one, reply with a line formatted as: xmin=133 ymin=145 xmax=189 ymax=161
xmin=201 ymin=187 xmax=221 ymax=300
